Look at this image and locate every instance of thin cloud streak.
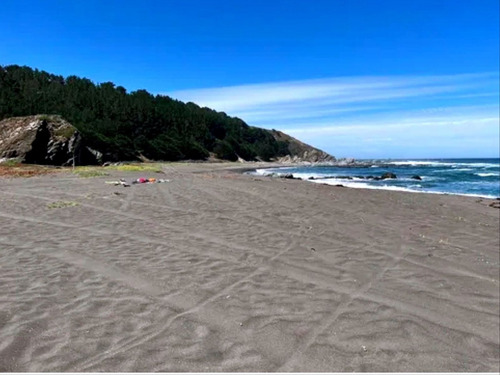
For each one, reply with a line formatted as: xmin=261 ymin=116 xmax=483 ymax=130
xmin=284 ymin=116 xmax=499 ymax=136
xmin=167 ymin=72 xmax=499 ymax=158
xmin=235 ymin=105 xmax=381 ymax=124
xmin=233 ymin=84 xmax=475 ymax=124
xmin=280 ymin=105 xmax=499 ymax=133
xmin=168 ymin=72 xmax=497 ymax=114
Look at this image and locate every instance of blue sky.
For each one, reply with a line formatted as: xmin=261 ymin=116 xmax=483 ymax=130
xmin=1 ymin=0 xmax=499 ymax=158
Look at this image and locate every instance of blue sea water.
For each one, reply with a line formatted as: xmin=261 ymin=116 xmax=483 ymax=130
xmin=253 ymin=158 xmax=500 ymax=199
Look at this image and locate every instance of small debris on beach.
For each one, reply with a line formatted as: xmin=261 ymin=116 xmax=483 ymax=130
xmin=489 ymin=201 xmax=500 ymax=209
xmin=132 ymin=177 xmax=170 ymax=184
xmin=105 ymin=177 xmax=170 ymax=187
xmin=105 ymin=179 xmax=129 ymax=187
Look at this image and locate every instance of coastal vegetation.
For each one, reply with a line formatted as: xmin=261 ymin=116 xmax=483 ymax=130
xmin=72 ymin=163 xmax=164 ymax=178
xmin=46 ymin=200 xmax=79 ymax=209
xmin=0 ymin=65 xmax=291 ymax=162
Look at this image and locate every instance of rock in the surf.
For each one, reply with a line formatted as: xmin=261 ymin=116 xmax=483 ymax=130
xmin=381 ymin=172 xmax=397 ymax=179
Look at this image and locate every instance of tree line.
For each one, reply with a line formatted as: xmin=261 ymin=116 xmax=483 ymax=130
xmin=0 ymin=65 xmax=289 ymax=162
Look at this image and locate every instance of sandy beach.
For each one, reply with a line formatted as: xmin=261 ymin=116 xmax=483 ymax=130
xmin=0 ymin=162 xmax=498 ymax=372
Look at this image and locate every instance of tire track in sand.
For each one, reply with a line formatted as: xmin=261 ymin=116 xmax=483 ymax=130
xmin=60 ymin=196 xmax=319 ymax=371
xmin=5 ymin=187 xmax=496 ymax=306
xmin=5 ymin=190 xmax=496 ymax=298
xmin=79 ymin=200 xmax=331 ymax=371
xmin=0 ymin=238 xmax=165 ymax=298
xmin=275 ymin=240 xmax=412 ymax=372
xmin=66 ymin=236 xmax=301 ymax=372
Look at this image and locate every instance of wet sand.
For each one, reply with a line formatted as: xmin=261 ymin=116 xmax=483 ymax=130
xmin=0 ymin=162 xmax=498 ymax=371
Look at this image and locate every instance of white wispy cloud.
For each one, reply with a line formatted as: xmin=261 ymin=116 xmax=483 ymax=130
xmin=166 ymin=72 xmax=499 ymax=158
xmin=282 ymin=107 xmax=499 ymax=158
xmin=169 ymin=72 xmax=496 ymax=116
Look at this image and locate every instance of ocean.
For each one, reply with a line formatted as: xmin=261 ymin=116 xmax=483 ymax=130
xmin=253 ymin=158 xmax=500 ymax=199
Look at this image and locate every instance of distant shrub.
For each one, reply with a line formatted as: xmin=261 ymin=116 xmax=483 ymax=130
xmin=53 ymin=126 xmax=76 ymax=139
xmin=47 ymin=201 xmax=79 ymax=209
xmin=38 ymin=114 xmax=54 ymax=122
xmin=73 ymin=167 xmax=109 ymax=177
xmin=112 ymin=164 xmax=164 ymax=173
xmin=214 ymin=140 xmax=237 ymax=161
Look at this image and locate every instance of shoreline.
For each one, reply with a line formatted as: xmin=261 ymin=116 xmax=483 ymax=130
xmin=243 ymin=163 xmax=500 ymax=200
xmin=0 ymin=162 xmax=498 ymax=371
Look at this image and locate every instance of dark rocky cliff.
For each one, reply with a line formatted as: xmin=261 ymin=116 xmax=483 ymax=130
xmin=269 ymin=130 xmax=336 ymax=163
xmin=0 ymin=115 xmax=335 ymax=166
xmin=0 ymin=115 xmax=101 ymax=165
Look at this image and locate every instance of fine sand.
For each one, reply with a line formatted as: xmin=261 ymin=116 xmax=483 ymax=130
xmin=0 ymin=162 xmax=498 ymax=372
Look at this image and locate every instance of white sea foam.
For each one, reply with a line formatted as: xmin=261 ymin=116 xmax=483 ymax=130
xmin=311 ymin=179 xmax=421 ymax=192
xmin=309 ymin=179 xmax=498 ymax=199
xmin=387 ymin=160 xmax=499 ymax=168
xmin=251 ymin=165 xmax=499 ymax=198
xmin=291 ymin=173 xmax=326 ymax=180
xmin=476 ymin=172 xmax=499 ymax=177
xmin=388 ymin=160 xmax=448 ymax=166
xmin=253 ymin=169 xmax=267 ymax=176
xmin=253 ymin=168 xmax=282 ymax=176
xmin=253 ymin=169 xmax=440 ymax=182
xmin=453 ymin=163 xmax=499 ymax=168
xmin=253 ymin=169 xmax=325 ymax=179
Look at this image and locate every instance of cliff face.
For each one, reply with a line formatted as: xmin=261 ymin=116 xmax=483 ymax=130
xmin=1 ymin=66 xmax=338 ymax=163
xmin=269 ymin=129 xmax=336 ymax=163
xmin=0 ymin=115 xmax=101 ymax=165
xmin=0 ymin=115 xmax=336 ymax=166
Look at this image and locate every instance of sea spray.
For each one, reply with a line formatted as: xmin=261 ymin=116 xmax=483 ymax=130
xmin=251 ymin=158 xmax=500 ymax=199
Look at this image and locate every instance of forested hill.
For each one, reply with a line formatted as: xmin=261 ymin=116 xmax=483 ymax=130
xmin=0 ymin=65 xmax=333 ymax=163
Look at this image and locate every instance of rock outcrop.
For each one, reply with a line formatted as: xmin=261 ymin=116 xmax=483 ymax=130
xmin=0 ymin=115 xmax=101 ymax=165
xmin=380 ymin=172 xmax=397 ymax=180
xmin=0 ymin=115 xmax=337 ymax=166
xmin=269 ymin=130 xmax=336 ymax=164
